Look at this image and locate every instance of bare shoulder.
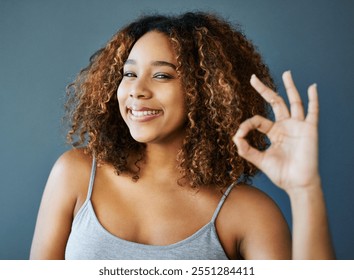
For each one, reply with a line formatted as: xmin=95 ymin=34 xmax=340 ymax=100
xmin=44 ymin=148 xmax=93 ymax=214
xmin=49 ymin=149 xmax=92 ymax=191
xmin=227 ymin=184 xmax=283 ymax=214
xmin=52 ymin=148 xmax=92 ymax=177
xmin=221 ymin=184 xmax=291 ymax=259
xmin=30 ymin=148 xmax=93 ymax=259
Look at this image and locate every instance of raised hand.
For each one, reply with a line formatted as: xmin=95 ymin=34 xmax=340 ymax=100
xmin=233 ymin=71 xmax=320 ymax=193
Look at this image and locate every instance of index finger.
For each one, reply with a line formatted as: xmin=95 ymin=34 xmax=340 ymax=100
xmin=250 ymin=74 xmax=290 ymax=121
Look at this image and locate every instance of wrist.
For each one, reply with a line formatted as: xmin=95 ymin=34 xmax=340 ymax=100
xmin=286 ymin=176 xmax=323 ymax=201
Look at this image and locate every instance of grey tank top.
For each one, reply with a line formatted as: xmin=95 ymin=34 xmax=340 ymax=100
xmin=65 ymin=157 xmax=235 ymax=260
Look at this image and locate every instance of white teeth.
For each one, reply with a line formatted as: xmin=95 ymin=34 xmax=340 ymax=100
xmin=130 ymin=110 xmax=160 ymax=117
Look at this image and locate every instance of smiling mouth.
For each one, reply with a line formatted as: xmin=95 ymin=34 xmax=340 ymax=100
xmin=130 ymin=109 xmax=161 ymax=117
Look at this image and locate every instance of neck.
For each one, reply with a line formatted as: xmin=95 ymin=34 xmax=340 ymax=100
xmin=145 ymin=143 xmax=180 ymax=171
xmin=137 ymin=138 xmax=184 ymax=184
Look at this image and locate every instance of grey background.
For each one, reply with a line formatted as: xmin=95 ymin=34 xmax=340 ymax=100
xmin=0 ymin=0 xmax=353 ymax=259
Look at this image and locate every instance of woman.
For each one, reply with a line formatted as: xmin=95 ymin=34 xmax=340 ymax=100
xmin=30 ymin=12 xmax=334 ymax=259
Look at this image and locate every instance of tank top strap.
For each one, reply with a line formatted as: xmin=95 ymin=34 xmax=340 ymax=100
xmin=211 ymin=182 xmax=236 ymax=223
xmin=86 ymin=156 xmax=97 ymax=201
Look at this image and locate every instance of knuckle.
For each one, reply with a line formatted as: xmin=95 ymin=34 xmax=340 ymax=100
xmin=270 ymin=96 xmax=283 ymax=106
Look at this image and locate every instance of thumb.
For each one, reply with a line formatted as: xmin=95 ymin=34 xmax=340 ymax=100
xmin=233 ymin=133 xmax=265 ymax=170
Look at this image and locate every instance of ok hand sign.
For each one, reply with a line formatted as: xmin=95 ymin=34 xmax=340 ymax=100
xmin=233 ymin=71 xmax=320 ymax=193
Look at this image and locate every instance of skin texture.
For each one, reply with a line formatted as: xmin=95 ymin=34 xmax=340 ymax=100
xmin=30 ymin=16 xmax=334 ymax=259
xmin=117 ymin=31 xmax=187 ymax=146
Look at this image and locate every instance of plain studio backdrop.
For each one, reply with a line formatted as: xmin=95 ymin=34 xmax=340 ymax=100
xmin=0 ymin=0 xmax=353 ymax=259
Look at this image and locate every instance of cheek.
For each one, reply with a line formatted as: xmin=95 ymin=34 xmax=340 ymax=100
xmin=171 ymin=90 xmax=186 ymax=115
xmin=116 ymin=87 xmax=127 ymax=117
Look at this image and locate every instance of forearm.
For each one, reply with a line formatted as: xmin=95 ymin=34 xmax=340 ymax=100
xmin=288 ymin=181 xmax=335 ymax=259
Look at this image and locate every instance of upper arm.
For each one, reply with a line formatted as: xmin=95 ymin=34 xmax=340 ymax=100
xmin=30 ymin=149 xmax=91 ymax=259
xmin=232 ymin=185 xmax=291 ymax=260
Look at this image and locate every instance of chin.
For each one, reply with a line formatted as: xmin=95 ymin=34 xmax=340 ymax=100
xmin=130 ymin=134 xmax=156 ymax=144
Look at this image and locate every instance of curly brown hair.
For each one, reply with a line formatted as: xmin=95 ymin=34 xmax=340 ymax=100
xmin=65 ymin=12 xmax=274 ymax=189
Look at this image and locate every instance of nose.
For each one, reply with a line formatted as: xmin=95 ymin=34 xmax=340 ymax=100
xmin=129 ymin=78 xmax=152 ymax=99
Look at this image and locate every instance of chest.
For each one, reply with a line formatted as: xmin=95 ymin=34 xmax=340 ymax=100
xmin=91 ymin=180 xmax=216 ymax=246
xmin=73 ymin=167 xmax=240 ymax=259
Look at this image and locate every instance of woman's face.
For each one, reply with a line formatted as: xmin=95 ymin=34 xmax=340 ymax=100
xmin=117 ymin=31 xmax=186 ymax=145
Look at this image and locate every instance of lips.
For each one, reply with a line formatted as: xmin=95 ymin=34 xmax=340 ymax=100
xmin=127 ymin=106 xmax=163 ymax=121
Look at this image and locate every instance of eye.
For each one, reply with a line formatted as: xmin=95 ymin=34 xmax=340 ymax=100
xmin=153 ymin=73 xmax=173 ymax=80
xmin=123 ymin=71 xmax=136 ymax=78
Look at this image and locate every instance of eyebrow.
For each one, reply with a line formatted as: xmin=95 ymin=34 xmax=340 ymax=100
xmin=124 ymin=59 xmax=177 ymax=70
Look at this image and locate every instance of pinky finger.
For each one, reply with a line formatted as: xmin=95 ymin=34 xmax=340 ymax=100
xmin=305 ymin=83 xmax=319 ymax=125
